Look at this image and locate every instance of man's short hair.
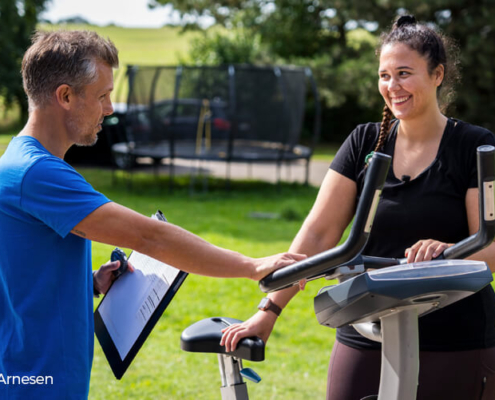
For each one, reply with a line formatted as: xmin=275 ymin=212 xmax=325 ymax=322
xmin=22 ymin=30 xmax=119 ymax=110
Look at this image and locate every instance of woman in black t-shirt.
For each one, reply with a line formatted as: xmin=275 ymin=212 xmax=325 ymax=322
xmin=222 ymin=15 xmax=495 ymax=399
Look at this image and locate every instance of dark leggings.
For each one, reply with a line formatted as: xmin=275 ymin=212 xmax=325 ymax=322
xmin=327 ymin=340 xmax=495 ymax=400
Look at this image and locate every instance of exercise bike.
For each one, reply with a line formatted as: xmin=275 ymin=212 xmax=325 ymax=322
xmin=181 ymin=146 xmax=495 ymax=400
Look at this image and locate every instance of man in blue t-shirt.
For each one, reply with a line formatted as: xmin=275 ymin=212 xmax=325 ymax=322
xmin=0 ymin=31 xmax=305 ymax=399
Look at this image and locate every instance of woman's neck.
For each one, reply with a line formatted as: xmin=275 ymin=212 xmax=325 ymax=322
xmin=397 ymin=109 xmax=447 ymax=143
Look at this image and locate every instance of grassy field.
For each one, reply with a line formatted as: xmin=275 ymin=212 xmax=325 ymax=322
xmin=39 ymin=23 xmax=199 ymax=67
xmin=85 ymin=170 xmax=333 ymax=400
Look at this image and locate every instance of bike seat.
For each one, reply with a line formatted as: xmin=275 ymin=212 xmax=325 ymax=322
xmin=180 ymin=317 xmax=265 ymax=362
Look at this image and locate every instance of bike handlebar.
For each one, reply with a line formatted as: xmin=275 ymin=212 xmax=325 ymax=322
xmin=441 ymin=145 xmax=495 ymax=260
xmin=259 ymin=145 xmax=495 ymax=293
xmin=259 ymin=152 xmax=392 ymax=293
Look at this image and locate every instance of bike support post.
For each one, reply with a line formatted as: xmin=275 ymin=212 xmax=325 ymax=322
xmin=378 ymin=307 xmax=419 ymax=400
xmin=218 ymin=354 xmax=249 ymax=400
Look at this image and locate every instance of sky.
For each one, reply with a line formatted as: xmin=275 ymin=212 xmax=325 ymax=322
xmin=40 ymin=0 xmax=181 ymax=28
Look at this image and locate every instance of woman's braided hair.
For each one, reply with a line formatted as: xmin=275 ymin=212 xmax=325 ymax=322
xmin=376 ymin=104 xmax=393 ymax=153
xmin=370 ymin=15 xmax=460 ymax=156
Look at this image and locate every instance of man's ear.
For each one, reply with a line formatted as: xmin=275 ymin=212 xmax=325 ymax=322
xmin=55 ymin=84 xmax=73 ymax=110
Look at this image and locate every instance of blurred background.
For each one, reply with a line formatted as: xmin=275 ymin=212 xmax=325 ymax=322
xmin=2 ymin=0 xmax=494 ymax=143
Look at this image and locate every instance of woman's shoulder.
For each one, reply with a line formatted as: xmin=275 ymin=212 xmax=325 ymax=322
xmin=452 ymin=119 xmax=495 ymax=143
xmin=443 ymin=119 xmax=495 ymax=169
xmin=347 ymin=121 xmax=382 ymax=145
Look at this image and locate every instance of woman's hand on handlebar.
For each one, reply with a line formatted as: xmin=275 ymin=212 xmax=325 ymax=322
xmin=405 ymin=239 xmax=452 ymax=263
xmin=251 ymin=252 xmax=307 ymax=281
xmin=220 ymin=311 xmax=278 ymax=352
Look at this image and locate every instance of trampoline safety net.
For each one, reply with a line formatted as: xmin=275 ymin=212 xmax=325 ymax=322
xmin=110 ymin=64 xmax=320 ymax=184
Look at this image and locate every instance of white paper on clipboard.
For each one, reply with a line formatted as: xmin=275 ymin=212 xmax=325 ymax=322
xmin=97 ymin=214 xmax=183 ymax=360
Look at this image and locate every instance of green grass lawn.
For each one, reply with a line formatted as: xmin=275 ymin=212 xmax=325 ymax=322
xmin=38 ymin=23 xmax=199 ymax=67
xmin=84 ymin=169 xmax=333 ymax=400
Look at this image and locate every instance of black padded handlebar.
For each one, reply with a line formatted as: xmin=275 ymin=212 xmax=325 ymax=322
xmin=352 ymin=146 xmax=495 ymax=268
xmin=260 ymin=145 xmax=495 ymax=293
xmin=259 ymin=152 xmax=392 ymax=293
xmin=357 ymin=146 xmax=495 ymax=266
xmin=440 ymin=145 xmax=495 ymax=260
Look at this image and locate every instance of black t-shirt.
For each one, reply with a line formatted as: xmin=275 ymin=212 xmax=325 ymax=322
xmin=330 ymin=118 xmax=495 ymax=351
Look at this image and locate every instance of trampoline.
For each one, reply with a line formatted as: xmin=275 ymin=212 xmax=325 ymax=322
xmin=110 ymin=64 xmax=320 ymax=188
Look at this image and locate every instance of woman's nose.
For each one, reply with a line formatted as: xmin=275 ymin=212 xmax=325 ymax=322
xmin=388 ymin=77 xmax=401 ymax=92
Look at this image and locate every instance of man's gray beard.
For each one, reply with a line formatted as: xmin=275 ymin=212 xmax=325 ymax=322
xmin=74 ymin=134 xmax=99 ymax=147
xmin=68 ymin=117 xmax=100 ymax=147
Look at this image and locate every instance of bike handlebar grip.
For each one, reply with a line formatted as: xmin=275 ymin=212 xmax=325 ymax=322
xmin=443 ymin=145 xmax=495 ymax=260
xmin=259 ymin=152 xmax=392 ymax=293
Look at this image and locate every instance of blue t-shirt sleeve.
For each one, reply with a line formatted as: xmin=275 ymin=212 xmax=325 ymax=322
xmin=20 ymin=158 xmax=111 ymax=238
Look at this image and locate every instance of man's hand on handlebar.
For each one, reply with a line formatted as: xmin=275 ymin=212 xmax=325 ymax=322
xmin=250 ymin=253 xmax=307 ymax=281
xmin=220 ymin=310 xmax=278 ymax=352
xmin=405 ymin=239 xmax=452 ymax=263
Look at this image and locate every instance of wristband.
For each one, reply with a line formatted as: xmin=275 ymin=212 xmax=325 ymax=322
xmin=257 ymin=297 xmax=282 ymax=316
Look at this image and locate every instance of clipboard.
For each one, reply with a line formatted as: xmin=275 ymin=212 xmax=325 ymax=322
xmin=94 ymin=210 xmax=188 ymax=379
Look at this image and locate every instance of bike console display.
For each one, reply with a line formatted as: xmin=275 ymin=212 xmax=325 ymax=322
xmin=314 ymin=259 xmax=492 ymax=328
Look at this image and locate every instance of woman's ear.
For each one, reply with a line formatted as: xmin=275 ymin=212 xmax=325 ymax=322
xmin=435 ymin=64 xmax=445 ymax=87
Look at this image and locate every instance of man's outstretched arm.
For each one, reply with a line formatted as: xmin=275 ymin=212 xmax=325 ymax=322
xmin=72 ymin=202 xmax=305 ymax=280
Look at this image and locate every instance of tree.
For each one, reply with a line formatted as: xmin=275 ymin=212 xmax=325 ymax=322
xmin=0 ymin=0 xmax=50 ymax=122
xmin=153 ymin=0 xmax=495 ymax=137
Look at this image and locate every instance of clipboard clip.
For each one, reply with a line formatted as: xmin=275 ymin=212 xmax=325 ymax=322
xmin=111 ymin=248 xmax=128 ymax=279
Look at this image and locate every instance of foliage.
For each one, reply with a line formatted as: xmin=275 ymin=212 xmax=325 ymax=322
xmin=295 ymin=29 xmax=383 ymax=140
xmin=154 ymin=0 xmax=495 ymax=139
xmin=186 ymin=27 xmax=264 ymax=65
xmin=0 ymin=132 xmax=15 ymax=157
xmin=0 ymin=0 xmax=49 ymax=122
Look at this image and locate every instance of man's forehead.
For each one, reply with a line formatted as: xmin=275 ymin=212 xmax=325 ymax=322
xmin=90 ymin=62 xmax=114 ymax=92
